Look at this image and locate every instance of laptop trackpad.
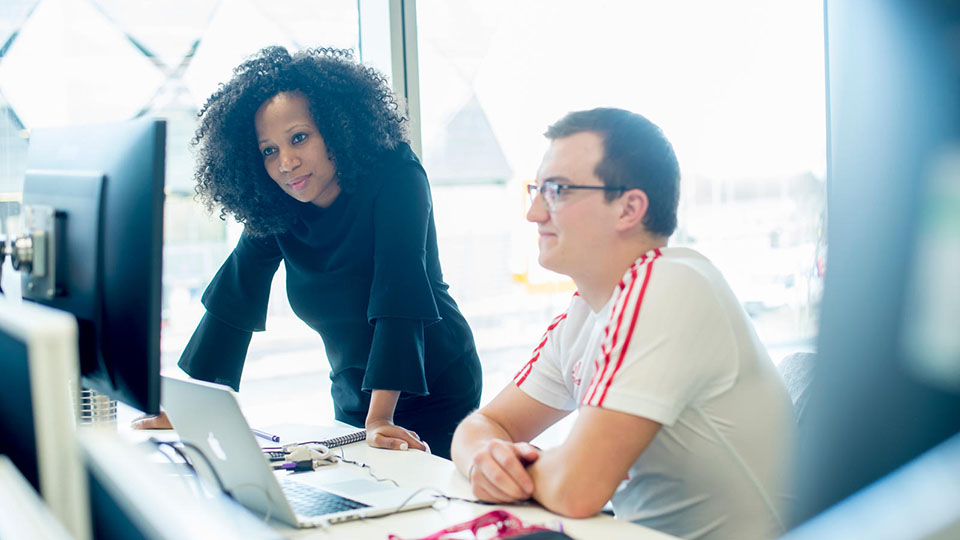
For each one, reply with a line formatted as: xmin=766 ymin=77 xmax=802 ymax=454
xmin=325 ymin=479 xmax=392 ymax=497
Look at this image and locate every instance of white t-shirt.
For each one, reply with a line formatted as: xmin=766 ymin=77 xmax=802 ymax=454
xmin=514 ymin=247 xmax=795 ymax=540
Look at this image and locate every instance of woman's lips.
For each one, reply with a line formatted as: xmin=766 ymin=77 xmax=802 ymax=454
xmin=288 ymin=174 xmax=310 ymax=191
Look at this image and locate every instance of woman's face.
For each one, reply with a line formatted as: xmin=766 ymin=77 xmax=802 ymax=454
xmin=255 ymin=91 xmax=341 ymax=207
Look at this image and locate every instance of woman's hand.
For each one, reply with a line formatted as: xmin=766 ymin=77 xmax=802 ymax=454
xmin=365 ymin=418 xmax=429 ymax=453
xmin=365 ymin=389 xmax=429 ymax=452
xmin=131 ymin=410 xmax=173 ymax=430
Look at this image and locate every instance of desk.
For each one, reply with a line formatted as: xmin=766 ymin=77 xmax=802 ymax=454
xmin=118 ymin=406 xmax=678 ymax=539
xmin=264 ymin=438 xmax=679 ymax=540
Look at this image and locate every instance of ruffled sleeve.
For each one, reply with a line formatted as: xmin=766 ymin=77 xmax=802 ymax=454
xmin=177 ymin=230 xmax=282 ymax=390
xmin=362 ymin=153 xmax=441 ymax=395
xmin=365 ymin=159 xmax=441 ymax=323
xmin=362 ymin=317 xmax=428 ymax=395
xmin=201 ymin=231 xmax=282 ymax=331
xmin=176 ymin=312 xmax=253 ymax=391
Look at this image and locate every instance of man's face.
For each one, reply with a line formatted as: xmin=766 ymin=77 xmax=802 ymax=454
xmin=527 ymin=132 xmax=622 ymax=278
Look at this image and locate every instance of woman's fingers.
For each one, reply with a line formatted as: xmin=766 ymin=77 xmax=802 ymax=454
xmin=366 ymin=423 xmax=428 ymax=451
xmin=131 ymin=411 xmax=172 ymax=430
xmin=369 ymin=432 xmax=410 ymax=450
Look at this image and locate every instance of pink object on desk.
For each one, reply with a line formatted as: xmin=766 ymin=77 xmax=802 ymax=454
xmin=388 ymin=509 xmax=567 ymax=540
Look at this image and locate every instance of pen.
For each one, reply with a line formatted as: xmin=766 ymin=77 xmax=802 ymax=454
xmin=252 ymin=428 xmax=280 ymax=443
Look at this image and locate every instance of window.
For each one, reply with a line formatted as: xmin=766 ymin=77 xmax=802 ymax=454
xmin=1 ymin=2 xmax=827 ymax=430
xmin=417 ymin=0 xmax=827 ymax=406
xmin=0 ymin=0 xmax=359 ymax=423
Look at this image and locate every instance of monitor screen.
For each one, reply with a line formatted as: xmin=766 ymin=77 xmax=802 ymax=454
xmin=0 ymin=299 xmax=91 ymax=540
xmin=21 ymin=118 xmax=165 ymax=414
xmin=793 ymin=0 xmax=960 ymax=526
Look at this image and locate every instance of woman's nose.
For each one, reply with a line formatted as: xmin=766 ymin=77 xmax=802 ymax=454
xmin=278 ymin=150 xmax=300 ymax=173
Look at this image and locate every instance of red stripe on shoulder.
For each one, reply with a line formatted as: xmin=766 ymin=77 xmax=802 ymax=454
xmin=585 ymin=264 xmax=638 ymax=404
xmin=595 ymin=253 xmax=661 ymax=405
xmin=514 ymin=311 xmax=568 ymax=386
xmin=617 ymin=253 xmax=647 ymax=291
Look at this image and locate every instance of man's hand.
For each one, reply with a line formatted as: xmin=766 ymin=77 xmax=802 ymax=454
xmin=451 ymin=386 xmax=568 ymax=503
xmin=365 ymin=418 xmax=429 ymax=453
xmin=467 ymin=439 xmax=541 ymax=503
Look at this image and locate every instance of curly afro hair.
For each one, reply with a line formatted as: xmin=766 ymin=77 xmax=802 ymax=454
xmin=193 ymin=46 xmax=408 ymax=236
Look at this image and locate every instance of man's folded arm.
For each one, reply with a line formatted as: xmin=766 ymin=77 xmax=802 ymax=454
xmin=527 ymin=405 xmax=661 ymax=518
xmin=451 ymin=384 xmax=570 ymax=502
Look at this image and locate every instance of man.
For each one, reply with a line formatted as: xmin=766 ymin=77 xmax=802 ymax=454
xmin=451 ymin=108 xmax=795 ymax=540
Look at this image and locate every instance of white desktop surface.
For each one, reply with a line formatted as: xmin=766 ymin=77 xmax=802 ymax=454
xmin=265 ymin=438 xmax=678 ymax=540
xmin=118 ymin=407 xmax=678 ymax=539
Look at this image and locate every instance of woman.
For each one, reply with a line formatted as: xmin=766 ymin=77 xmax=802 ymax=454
xmin=138 ymin=46 xmax=481 ymax=459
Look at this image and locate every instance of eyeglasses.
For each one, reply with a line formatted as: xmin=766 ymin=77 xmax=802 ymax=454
xmin=526 ymin=180 xmax=626 ymax=211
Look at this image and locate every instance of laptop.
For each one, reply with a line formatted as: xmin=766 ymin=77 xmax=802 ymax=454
xmin=160 ymin=376 xmax=436 ymax=528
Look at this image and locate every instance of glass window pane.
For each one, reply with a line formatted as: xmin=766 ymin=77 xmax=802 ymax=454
xmin=417 ymin=0 xmax=827 ymax=408
xmin=0 ymin=1 xmax=359 ymax=422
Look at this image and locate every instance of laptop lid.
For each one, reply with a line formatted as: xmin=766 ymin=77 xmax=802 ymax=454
xmin=78 ymin=429 xmax=285 ymax=540
xmin=161 ymin=376 xmax=301 ymax=526
xmin=160 ymin=376 xmax=435 ymax=528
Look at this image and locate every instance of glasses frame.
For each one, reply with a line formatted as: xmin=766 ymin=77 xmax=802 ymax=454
xmin=526 ymin=180 xmax=627 ymax=211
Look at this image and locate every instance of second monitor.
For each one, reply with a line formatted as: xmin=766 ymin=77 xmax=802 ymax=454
xmin=19 ymin=118 xmax=166 ymax=414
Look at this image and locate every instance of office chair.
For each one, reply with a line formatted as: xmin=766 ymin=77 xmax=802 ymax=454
xmin=778 ymin=352 xmax=816 ymax=425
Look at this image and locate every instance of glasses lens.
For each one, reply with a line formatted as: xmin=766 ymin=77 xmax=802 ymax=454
xmin=542 ymin=182 xmax=559 ymax=209
xmin=526 ymin=183 xmax=538 ymax=206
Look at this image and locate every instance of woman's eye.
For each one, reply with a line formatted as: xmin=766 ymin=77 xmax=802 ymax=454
xmin=261 ymin=147 xmax=276 ymax=157
xmin=292 ymin=132 xmax=307 ymax=144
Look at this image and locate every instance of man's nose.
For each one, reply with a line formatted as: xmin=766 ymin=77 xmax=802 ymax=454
xmin=526 ymin=194 xmax=549 ymax=223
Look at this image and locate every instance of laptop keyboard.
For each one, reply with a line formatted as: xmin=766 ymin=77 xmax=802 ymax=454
xmin=281 ymin=480 xmax=369 ymax=517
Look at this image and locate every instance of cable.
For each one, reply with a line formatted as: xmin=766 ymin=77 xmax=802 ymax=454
xmin=435 ymin=493 xmax=502 ymax=506
xmin=333 ymin=446 xmax=400 ymax=486
xmin=175 ymin=440 xmax=231 ymax=494
xmin=326 ymin=448 xmax=503 ymax=519
xmin=328 ymin=448 xmax=510 ymax=508
xmin=152 ymin=439 xmax=501 ymax=527
xmin=151 ymin=440 xmax=203 ymax=495
xmin=149 ymin=439 xmax=228 ymax=494
xmin=331 ymin=486 xmax=503 ymax=527
xmin=157 ymin=438 xmax=500 ymax=527
xmin=150 ymin=438 xmax=277 ymax=524
xmin=229 ymin=483 xmax=278 ymax=524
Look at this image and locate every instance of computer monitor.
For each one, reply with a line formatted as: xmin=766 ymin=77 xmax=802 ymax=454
xmin=79 ymin=429 xmax=283 ymax=540
xmin=0 ymin=455 xmax=75 ymax=540
xmin=782 ymin=433 xmax=960 ymax=540
xmin=792 ymin=0 xmax=960 ymax=526
xmin=20 ymin=118 xmax=165 ymax=414
xmin=0 ymin=299 xmax=91 ymax=540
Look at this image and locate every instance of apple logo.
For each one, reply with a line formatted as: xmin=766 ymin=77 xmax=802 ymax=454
xmin=207 ymin=432 xmax=228 ymax=461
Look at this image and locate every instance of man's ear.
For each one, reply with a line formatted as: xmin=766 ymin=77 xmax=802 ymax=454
xmin=616 ymin=189 xmax=649 ymax=232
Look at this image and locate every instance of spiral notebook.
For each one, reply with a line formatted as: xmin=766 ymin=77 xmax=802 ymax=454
xmin=259 ymin=424 xmax=368 ymax=448
xmin=312 ymin=429 xmax=366 ymax=448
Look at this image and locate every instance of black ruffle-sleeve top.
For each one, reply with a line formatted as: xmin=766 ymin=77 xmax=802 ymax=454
xmin=177 ymin=143 xmax=481 ymax=428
